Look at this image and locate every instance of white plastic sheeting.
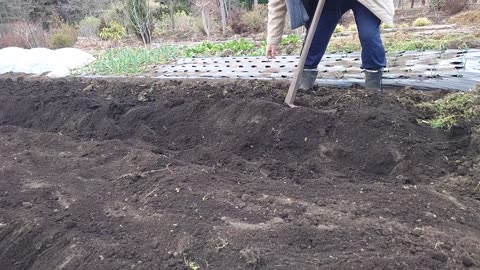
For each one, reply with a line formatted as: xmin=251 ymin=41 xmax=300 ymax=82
xmin=0 ymin=47 xmax=95 ymax=77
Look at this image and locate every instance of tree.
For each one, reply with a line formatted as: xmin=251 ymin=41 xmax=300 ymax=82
xmin=126 ymin=0 xmax=153 ymax=45
xmin=193 ymin=0 xmax=212 ymax=37
xmin=219 ymin=0 xmax=227 ymax=35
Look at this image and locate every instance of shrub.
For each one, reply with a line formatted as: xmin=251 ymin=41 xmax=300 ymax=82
xmin=347 ymin=24 xmax=357 ymax=32
xmin=444 ymin=0 xmax=468 ymax=15
xmin=381 ymin=23 xmax=394 ymax=29
xmin=78 ymin=16 xmax=101 ymax=38
xmin=400 ymin=23 xmax=409 ymax=28
xmin=229 ymin=9 xmax=248 ymax=34
xmin=102 ymin=2 xmax=129 ymax=30
xmin=0 ymin=21 xmax=49 ymax=48
xmin=429 ymin=0 xmax=444 ymax=11
xmin=230 ymin=5 xmax=268 ymax=34
xmin=449 ymin=10 xmax=480 ymax=26
xmin=50 ymin=24 xmax=78 ymax=49
xmin=156 ymin=11 xmax=196 ymax=34
xmin=241 ymin=5 xmax=268 ymax=33
xmin=412 ymin=17 xmax=433 ymax=27
xmin=99 ymin=21 xmax=126 ymax=41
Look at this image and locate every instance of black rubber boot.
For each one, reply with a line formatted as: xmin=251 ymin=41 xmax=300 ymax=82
xmin=298 ymin=69 xmax=318 ymax=90
xmin=364 ymin=69 xmax=383 ymax=91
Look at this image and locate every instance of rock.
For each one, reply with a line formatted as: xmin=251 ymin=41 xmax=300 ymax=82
xmin=397 ymin=175 xmax=415 ymax=185
xmin=82 ymin=84 xmax=94 ymax=93
xmin=22 ymin=202 xmax=33 ymax=208
xmin=458 ymin=165 xmax=468 ymax=176
xmin=316 ymin=199 xmax=326 ymax=207
xmin=241 ymin=194 xmax=251 ymax=202
xmin=462 ymin=255 xmax=475 ymax=267
xmin=318 ymin=128 xmax=327 ymax=137
xmin=440 ymin=242 xmax=452 ymax=251
xmin=431 ymin=252 xmax=448 ymax=263
xmin=150 ymin=239 xmax=160 ymax=249
xmin=64 ymin=221 xmax=77 ymax=229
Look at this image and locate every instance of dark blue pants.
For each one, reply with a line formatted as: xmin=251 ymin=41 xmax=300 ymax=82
xmin=304 ymin=0 xmax=386 ymax=70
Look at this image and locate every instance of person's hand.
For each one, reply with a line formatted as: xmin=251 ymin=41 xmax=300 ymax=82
xmin=266 ymin=44 xmax=278 ymax=59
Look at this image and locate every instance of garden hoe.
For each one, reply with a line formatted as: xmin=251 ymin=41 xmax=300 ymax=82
xmin=285 ymin=0 xmax=326 ymax=107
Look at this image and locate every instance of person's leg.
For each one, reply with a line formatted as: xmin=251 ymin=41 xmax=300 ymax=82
xmin=352 ymin=1 xmax=386 ymax=90
xmin=300 ymin=0 xmax=351 ymax=89
xmin=304 ymin=0 xmax=348 ymax=69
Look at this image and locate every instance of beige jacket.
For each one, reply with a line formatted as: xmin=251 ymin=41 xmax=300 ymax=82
xmin=267 ymin=0 xmax=394 ymax=45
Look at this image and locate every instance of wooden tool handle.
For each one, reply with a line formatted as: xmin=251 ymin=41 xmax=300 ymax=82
xmin=284 ymin=0 xmax=327 ymax=107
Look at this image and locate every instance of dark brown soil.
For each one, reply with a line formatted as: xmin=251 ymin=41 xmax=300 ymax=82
xmin=0 ymin=76 xmax=479 ymax=270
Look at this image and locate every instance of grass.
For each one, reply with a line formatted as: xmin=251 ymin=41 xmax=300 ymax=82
xmin=418 ymin=89 xmax=480 ymax=129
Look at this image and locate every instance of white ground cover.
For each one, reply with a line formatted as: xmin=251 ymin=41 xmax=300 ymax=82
xmin=0 ymin=47 xmax=95 ymax=77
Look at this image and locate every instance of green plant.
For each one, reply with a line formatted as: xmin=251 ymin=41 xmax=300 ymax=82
xmin=99 ymin=21 xmax=126 ymax=41
xmin=412 ymin=17 xmax=433 ymax=27
xmin=418 ymin=92 xmax=480 ymax=129
xmin=78 ymin=16 xmax=101 ymax=38
xmin=334 ymin=24 xmax=344 ymax=33
xmin=280 ymin=34 xmax=302 ymax=46
xmin=50 ymin=24 xmax=78 ymax=49
xmin=400 ymin=23 xmax=409 ymax=28
xmin=186 ymin=261 xmax=200 ymax=270
xmin=184 ymin=38 xmax=257 ymax=57
xmin=79 ymin=46 xmax=179 ymax=75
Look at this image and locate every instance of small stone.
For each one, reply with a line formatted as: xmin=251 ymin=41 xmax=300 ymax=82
xmin=82 ymin=84 xmax=94 ymax=93
xmin=293 ymin=219 xmax=303 ymax=226
xmin=150 ymin=239 xmax=160 ymax=249
xmin=279 ymin=211 xmax=289 ymax=219
xmin=316 ymin=199 xmax=326 ymax=207
xmin=462 ymin=255 xmax=475 ymax=267
xmin=458 ymin=165 xmax=468 ymax=176
xmin=22 ymin=202 xmax=33 ymax=208
xmin=241 ymin=194 xmax=251 ymax=202
xmin=431 ymin=252 xmax=448 ymax=263
xmin=440 ymin=242 xmax=452 ymax=251
xmin=64 ymin=221 xmax=77 ymax=229
xmin=173 ymin=252 xmax=179 ymax=258
xmin=318 ymin=128 xmax=327 ymax=137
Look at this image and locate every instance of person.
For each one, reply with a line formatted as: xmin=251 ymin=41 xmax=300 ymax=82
xmin=266 ymin=0 xmax=394 ymax=90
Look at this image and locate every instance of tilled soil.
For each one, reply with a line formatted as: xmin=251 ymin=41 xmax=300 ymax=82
xmin=0 ymin=77 xmax=479 ymax=270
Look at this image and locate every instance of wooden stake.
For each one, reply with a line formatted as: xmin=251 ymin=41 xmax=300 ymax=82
xmin=284 ymin=0 xmax=326 ymax=107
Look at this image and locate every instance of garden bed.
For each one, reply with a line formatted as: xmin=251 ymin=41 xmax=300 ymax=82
xmin=0 ymin=76 xmax=479 ymax=269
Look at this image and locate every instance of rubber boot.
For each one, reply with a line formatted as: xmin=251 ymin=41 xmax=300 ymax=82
xmin=298 ymin=69 xmax=318 ymax=90
xmin=364 ymin=69 xmax=383 ymax=91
